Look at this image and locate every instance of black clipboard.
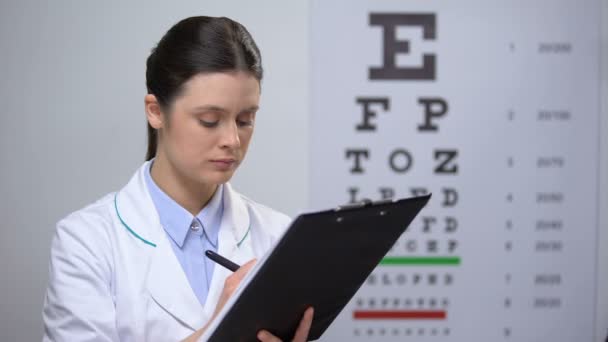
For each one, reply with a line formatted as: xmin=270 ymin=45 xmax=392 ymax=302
xmin=203 ymin=194 xmax=431 ymax=341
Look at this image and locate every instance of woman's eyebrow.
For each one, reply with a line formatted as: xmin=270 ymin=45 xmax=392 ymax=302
xmin=243 ymin=105 xmax=259 ymax=112
xmin=192 ymin=105 xmax=227 ymax=113
xmin=192 ymin=105 xmax=259 ymax=113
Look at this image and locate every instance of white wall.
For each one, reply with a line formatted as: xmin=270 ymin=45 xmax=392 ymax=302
xmin=0 ymin=1 xmax=605 ymax=341
xmin=598 ymin=1 xmax=608 ymax=340
xmin=0 ymin=1 xmax=308 ymax=341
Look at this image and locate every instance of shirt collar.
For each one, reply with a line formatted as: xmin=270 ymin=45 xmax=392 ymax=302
xmin=196 ymin=183 xmax=223 ymax=246
xmin=144 ymin=160 xmax=224 ymax=248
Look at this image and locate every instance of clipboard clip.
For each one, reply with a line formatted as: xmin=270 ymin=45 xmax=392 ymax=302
xmin=335 ymin=198 xmax=393 ymax=211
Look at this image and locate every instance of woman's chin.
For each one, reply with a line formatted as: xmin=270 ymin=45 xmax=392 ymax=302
xmin=202 ymin=170 xmax=236 ymax=185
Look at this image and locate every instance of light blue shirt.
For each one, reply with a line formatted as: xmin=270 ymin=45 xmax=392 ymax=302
xmin=144 ymin=162 xmax=224 ymax=306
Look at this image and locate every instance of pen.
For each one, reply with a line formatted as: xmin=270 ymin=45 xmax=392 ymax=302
xmin=205 ymin=250 xmax=240 ymax=272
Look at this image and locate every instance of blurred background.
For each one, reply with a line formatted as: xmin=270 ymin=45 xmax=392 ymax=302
xmin=0 ymin=0 xmax=605 ymax=341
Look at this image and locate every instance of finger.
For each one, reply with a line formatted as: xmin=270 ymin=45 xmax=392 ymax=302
xmin=257 ymin=330 xmax=282 ymax=342
xmin=225 ymin=259 xmax=257 ymax=290
xmin=212 ymin=259 xmax=258 ymax=318
xmin=234 ymin=259 xmax=257 ymax=280
xmin=292 ymin=307 xmax=314 ymax=342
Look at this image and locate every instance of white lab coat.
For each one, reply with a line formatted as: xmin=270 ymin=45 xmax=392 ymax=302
xmin=42 ymin=162 xmax=291 ymax=342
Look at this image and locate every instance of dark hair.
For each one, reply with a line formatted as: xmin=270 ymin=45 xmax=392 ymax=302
xmin=145 ymin=16 xmax=263 ymax=161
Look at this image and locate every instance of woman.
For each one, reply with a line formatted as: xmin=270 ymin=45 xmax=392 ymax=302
xmin=42 ymin=16 xmax=313 ymax=341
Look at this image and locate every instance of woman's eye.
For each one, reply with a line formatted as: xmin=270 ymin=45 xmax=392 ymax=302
xmin=237 ymin=119 xmax=254 ymax=127
xmin=199 ymin=120 xmax=219 ymax=128
xmin=237 ymin=112 xmax=255 ymax=127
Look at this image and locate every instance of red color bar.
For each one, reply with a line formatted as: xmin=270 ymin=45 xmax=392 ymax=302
xmin=353 ymin=310 xmax=446 ymax=320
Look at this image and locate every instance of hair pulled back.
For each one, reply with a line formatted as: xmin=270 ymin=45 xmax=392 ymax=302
xmin=145 ymin=16 xmax=263 ymax=160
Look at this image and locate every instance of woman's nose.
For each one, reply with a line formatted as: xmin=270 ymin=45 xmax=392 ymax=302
xmin=220 ymin=122 xmax=240 ymax=149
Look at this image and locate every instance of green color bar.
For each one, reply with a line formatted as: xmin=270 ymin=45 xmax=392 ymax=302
xmin=380 ymin=256 xmax=461 ymax=266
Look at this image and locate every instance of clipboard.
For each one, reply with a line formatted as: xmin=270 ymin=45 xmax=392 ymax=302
xmin=201 ymin=194 xmax=431 ymax=341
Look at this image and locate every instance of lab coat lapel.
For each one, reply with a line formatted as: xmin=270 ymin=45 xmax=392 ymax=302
xmin=146 ymin=234 xmax=207 ymax=331
xmin=216 ymin=183 xmax=252 ymax=264
xmin=116 ymin=162 xmax=206 ymax=331
xmin=202 ymin=183 xmax=253 ymax=319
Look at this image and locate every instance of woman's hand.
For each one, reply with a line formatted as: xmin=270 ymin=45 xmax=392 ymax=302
xmin=181 ymin=259 xmax=258 ymax=342
xmin=182 ymin=259 xmax=314 ymax=342
xmin=257 ymin=307 xmax=315 ymax=342
xmin=212 ymin=259 xmax=258 ymax=318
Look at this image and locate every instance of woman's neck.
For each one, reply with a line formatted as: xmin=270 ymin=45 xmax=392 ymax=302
xmin=150 ymin=155 xmax=217 ymax=216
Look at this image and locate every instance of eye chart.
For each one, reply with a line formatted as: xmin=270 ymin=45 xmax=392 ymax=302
xmin=310 ymin=1 xmax=601 ymax=341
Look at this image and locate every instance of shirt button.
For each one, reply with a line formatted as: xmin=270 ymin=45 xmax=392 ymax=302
xmin=190 ymin=222 xmax=200 ymax=231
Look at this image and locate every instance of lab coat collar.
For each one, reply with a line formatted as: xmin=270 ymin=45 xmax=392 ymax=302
xmin=114 ymin=161 xmax=162 ymax=248
xmin=115 ymin=161 xmax=250 ymax=251
xmin=143 ymin=162 xmax=193 ymax=248
xmin=114 ymin=161 xmax=251 ymax=331
xmin=143 ymin=161 xmax=224 ymax=248
xmin=220 ymin=182 xmax=251 ymax=248
xmin=115 ymin=161 xmax=205 ymax=330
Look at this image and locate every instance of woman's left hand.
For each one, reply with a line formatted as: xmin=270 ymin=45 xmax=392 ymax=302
xmin=256 ymin=307 xmax=314 ymax=342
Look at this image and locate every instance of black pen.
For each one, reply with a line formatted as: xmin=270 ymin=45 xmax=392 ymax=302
xmin=205 ymin=250 xmax=240 ymax=272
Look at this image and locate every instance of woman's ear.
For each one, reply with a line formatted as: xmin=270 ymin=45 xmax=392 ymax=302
xmin=145 ymin=94 xmax=164 ymax=129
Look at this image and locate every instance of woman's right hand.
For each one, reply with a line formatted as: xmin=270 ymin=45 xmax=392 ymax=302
xmin=181 ymin=259 xmax=258 ymax=342
xmin=210 ymin=259 xmax=258 ymax=319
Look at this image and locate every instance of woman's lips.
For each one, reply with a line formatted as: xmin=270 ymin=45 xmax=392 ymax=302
xmin=210 ymin=159 xmax=237 ymax=171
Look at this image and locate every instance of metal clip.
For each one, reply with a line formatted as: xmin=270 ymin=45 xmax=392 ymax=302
xmin=335 ymin=198 xmax=372 ymax=211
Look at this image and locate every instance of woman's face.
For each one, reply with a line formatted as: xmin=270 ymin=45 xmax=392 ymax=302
xmin=157 ymin=71 xmax=260 ymax=186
